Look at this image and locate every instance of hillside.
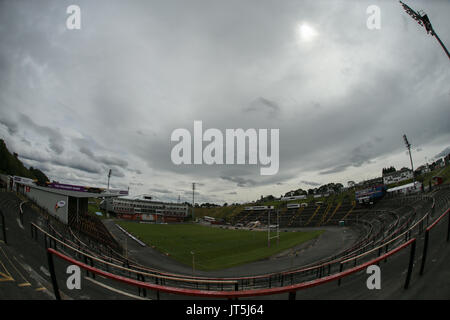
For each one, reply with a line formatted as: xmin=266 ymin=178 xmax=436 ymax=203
xmin=194 ymin=204 xmax=247 ymax=222
xmin=385 ymin=165 xmax=450 ymax=189
xmin=0 ymin=139 xmax=49 ymax=183
xmin=194 ymin=189 xmax=356 ymax=223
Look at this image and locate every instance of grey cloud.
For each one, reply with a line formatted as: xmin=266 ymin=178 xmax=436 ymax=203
xmin=148 ymin=188 xmax=172 ymax=194
xmin=97 ymin=155 xmax=128 ymax=168
xmin=78 ymin=142 xmax=128 ymax=168
xmin=20 ymin=138 xmax=31 ymax=146
xmin=244 ymin=97 xmax=281 ymax=117
xmin=79 ymin=146 xmax=95 ymax=158
xmin=1 ymin=0 xmax=450 ymax=204
xmin=220 ymin=176 xmax=256 ymax=187
xmin=51 ymin=158 xmax=102 ymax=175
xmin=319 ymin=164 xmax=351 ymax=175
xmin=127 ymin=168 xmax=142 ymax=175
xmin=49 ymin=137 xmax=64 ymax=155
xmin=435 ymin=146 xmax=450 ymax=159
xmin=18 ymin=142 xmax=104 ymax=176
xmin=300 ymin=180 xmax=321 ymax=187
xmin=0 ymin=118 xmax=18 ymax=135
xmin=18 ymin=114 xmax=64 ymax=155
xmin=109 ymin=167 xmax=125 ymax=178
xmin=18 ymin=151 xmax=51 ymax=163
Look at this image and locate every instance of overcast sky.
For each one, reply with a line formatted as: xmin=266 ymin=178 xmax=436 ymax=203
xmin=0 ymin=0 xmax=449 ymax=204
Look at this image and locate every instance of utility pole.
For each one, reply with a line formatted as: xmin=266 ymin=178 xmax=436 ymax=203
xmin=399 ymin=1 xmax=450 ymax=60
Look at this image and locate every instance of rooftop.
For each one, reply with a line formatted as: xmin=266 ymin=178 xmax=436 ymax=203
xmin=18 ymin=182 xmax=122 ymax=199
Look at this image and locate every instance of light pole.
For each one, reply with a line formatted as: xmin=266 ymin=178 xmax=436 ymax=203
xmin=191 ymin=251 xmax=195 ymax=275
xmin=107 ymin=169 xmax=112 ymax=190
xmin=399 ymin=1 xmax=450 ymax=60
xmin=192 ymin=183 xmax=196 ymax=222
xmin=403 ymin=134 xmax=416 ymax=188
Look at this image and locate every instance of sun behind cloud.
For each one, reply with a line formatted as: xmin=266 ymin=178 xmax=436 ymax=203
xmin=298 ymin=22 xmax=318 ymax=42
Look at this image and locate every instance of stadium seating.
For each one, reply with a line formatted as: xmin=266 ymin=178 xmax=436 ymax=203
xmin=13 ymin=184 xmax=450 ymax=297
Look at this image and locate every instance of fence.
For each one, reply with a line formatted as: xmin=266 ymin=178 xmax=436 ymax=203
xmin=47 ymin=238 xmax=417 ymax=300
xmin=419 ymin=207 xmax=450 ymax=275
xmin=19 ymin=189 xmax=450 ymax=299
xmin=0 ymin=209 xmax=6 ymax=244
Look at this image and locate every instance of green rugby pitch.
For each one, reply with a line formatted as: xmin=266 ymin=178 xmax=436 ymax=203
xmin=116 ymin=222 xmax=324 ymax=271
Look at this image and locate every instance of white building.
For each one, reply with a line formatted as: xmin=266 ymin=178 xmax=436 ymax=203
xmin=383 ymin=168 xmax=413 ymax=185
xmin=102 ymin=195 xmax=189 ymax=222
xmin=387 ymin=181 xmax=422 ymax=195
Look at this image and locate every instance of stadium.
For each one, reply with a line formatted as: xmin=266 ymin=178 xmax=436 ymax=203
xmin=0 ymin=166 xmax=449 ymax=301
xmin=0 ymin=0 xmax=449 ymax=309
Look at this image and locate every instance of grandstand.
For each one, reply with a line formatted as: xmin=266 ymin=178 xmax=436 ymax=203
xmin=231 ymin=198 xmax=358 ymax=229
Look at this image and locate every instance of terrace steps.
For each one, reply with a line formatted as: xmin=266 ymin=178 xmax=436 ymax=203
xmin=304 ymin=205 xmax=321 ymax=226
xmin=288 ymin=207 xmax=304 ymax=227
xmin=340 ymin=203 xmax=356 ymax=221
xmin=316 ymin=202 xmax=333 ymax=227
xmin=325 ymin=202 xmax=342 ymax=224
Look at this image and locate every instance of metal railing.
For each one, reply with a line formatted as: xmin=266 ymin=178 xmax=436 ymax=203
xmin=0 ymin=209 xmax=6 ymax=244
xmin=36 ymin=205 xmax=436 ymax=293
xmin=26 ymin=189 xmax=449 ymax=298
xmin=47 ymin=237 xmax=418 ymax=300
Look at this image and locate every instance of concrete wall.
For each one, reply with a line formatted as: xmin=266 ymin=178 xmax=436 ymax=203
xmin=0 ymin=174 xmax=12 ymax=191
xmin=25 ymin=185 xmax=69 ymax=224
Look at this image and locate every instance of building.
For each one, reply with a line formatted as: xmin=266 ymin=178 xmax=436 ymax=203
xmin=355 ymin=184 xmax=387 ymax=204
xmin=102 ymin=195 xmax=189 ymax=223
xmin=415 ymin=164 xmax=430 ymax=175
xmin=387 ymin=181 xmax=422 ymax=195
xmin=445 ymin=154 xmax=450 ymax=166
xmin=435 ymin=158 xmax=445 ymax=168
xmin=14 ymin=179 xmax=121 ymax=225
xmin=357 ymin=177 xmax=384 ymax=189
xmin=383 ymin=168 xmax=413 ymax=185
xmin=280 ymin=195 xmax=306 ymax=201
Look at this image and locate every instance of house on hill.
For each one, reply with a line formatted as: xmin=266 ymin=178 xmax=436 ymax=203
xmin=383 ymin=167 xmax=413 ymax=185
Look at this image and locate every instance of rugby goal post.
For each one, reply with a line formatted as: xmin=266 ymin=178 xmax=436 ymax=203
xmin=267 ymin=209 xmax=280 ymax=247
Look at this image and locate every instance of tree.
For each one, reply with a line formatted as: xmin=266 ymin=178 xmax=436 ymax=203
xmin=382 ymin=166 xmax=396 ymax=175
xmin=0 ymin=139 xmax=49 ymax=181
xmin=29 ymin=167 xmax=49 ymax=184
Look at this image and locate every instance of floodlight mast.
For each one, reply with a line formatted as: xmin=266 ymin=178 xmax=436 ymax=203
xmin=399 ymin=1 xmax=450 ymax=60
xmin=107 ymin=169 xmax=112 ymax=190
xmin=403 ymin=134 xmax=416 ymax=187
xmin=192 ymin=182 xmax=196 ymax=221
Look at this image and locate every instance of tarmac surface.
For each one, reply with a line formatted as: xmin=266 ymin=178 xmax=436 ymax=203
xmin=0 ymin=190 xmax=449 ymax=300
